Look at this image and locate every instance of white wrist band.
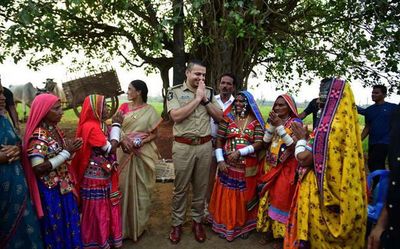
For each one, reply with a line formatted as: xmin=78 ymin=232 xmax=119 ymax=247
xmin=276 ymin=125 xmax=286 ymax=136
xmin=263 ymin=124 xmax=276 ymax=143
xmin=215 ymin=148 xmax=225 ymax=162
xmin=238 ymin=145 xmax=255 ymax=156
xmin=295 ymin=146 xmax=306 ymax=160
xmin=276 ymin=125 xmax=294 ymax=146
xmin=101 ymin=141 xmax=112 ymax=153
xmin=282 ymin=134 xmax=294 ymax=146
xmin=49 ymin=150 xmax=71 ymax=169
xmin=263 ymin=133 xmax=273 ymax=143
xmin=109 ymin=126 xmax=121 ymax=142
xmin=296 ymin=139 xmax=307 ymax=147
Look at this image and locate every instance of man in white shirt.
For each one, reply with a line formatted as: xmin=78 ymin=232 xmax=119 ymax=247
xmin=204 ymin=73 xmax=236 ymax=220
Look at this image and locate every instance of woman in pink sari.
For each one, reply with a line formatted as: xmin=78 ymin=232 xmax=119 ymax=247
xmin=71 ymin=94 xmax=124 ymax=248
xmin=117 ymin=80 xmax=162 ymax=241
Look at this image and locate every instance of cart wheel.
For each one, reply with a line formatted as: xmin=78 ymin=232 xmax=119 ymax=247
xmin=105 ymin=96 xmax=119 ymax=119
xmin=72 ymin=100 xmax=82 ymax=118
xmin=72 ymin=95 xmax=119 ymax=118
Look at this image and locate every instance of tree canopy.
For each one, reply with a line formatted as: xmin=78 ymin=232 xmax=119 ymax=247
xmin=1 ymin=0 xmax=399 ymax=95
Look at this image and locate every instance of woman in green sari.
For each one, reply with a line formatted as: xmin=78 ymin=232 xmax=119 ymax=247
xmin=117 ymin=80 xmax=162 ymax=242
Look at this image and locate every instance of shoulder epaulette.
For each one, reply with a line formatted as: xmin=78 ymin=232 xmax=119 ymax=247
xmin=168 ymin=84 xmax=183 ymax=90
xmin=205 ymin=86 xmax=214 ymax=98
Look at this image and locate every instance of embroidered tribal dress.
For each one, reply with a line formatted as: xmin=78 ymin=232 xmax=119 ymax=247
xmin=257 ymin=94 xmax=302 ymax=238
xmin=27 ymin=125 xmax=82 ymax=249
xmin=72 ymin=95 xmax=122 ymax=249
xmin=116 ymin=103 xmax=162 ymax=241
xmin=284 ymin=80 xmax=367 ymax=249
xmin=0 ymin=115 xmax=43 ymax=249
xmin=209 ymin=91 xmax=265 ymax=241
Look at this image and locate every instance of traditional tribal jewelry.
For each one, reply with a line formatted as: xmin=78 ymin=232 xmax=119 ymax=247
xmin=215 ymin=148 xmax=225 ymax=162
xmin=238 ymin=115 xmax=250 ymax=131
xmin=110 ymin=123 xmax=121 ymax=142
xmin=294 ymin=139 xmax=307 ymax=160
xmin=276 ymin=125 xmax=294 ymax=146
xmin=49 ymin=149 xmax=71 ymax=169
xmin=263 ymin=124 xmax=276 ymax=143
xmin=240 ymin=103 xmax=248 ymax=117
xmin=238 ymin=145 xmax=255 ymax=156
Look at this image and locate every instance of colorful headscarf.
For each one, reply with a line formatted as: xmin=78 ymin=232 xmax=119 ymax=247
xmin=225 ymin=90 xmax=265 ymax=128
xmin=22 ymin=93 xmax=59 ymax=217
xmin=272 ymin=94 xmax=299 ymax=118
xmin=72 ymin=95 xmax=108 ymax=190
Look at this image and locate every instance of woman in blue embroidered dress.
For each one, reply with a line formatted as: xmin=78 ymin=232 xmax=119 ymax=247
xmin=0 ymin=80 xmax=43 ymax=249
xmin=23 ymin=93 xmax=83 ymax=249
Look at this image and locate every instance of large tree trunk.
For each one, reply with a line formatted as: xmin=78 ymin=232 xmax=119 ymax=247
xmin=194 ymin=1 xmax=260 ymax=94
xmin=172 ymin=0 xmax=186 ymax=86
xmin=160 ymin=0 xmax=186 ymax=121
xmin=160 ymin=66 xmax=171 ymax=120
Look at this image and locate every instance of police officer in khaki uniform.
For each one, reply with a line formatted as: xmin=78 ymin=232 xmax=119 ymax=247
xmin=167 ymin=60 xmax=223 ymax=244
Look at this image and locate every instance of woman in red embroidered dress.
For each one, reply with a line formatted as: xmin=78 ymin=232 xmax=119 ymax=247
xmin=71 ymin=94 xmax=124 ymax=248
xmin=208 ymin=91 xmax=265 ymax=241
xmin=256 ymin=94 xmax=302 ymax=248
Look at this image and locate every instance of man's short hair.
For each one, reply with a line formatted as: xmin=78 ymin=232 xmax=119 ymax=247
xmin=373 ymin=85 xmax=387 ymax=95
xmin=186 ymin=59 xmax=206 ymax=71
xmin=219 ymin=73 xmax=237 ymax=86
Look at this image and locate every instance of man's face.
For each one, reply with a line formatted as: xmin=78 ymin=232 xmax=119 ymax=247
xmin=371 ymin=88 xmax=385 ymax=103
xmin=186 ymin=64 xmax=206 ymax=88
xmin=219 ymin=76 xmax=234 ymax=97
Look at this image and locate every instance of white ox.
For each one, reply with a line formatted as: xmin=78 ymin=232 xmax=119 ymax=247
xmin=9 ymin=80 xmax=66 ymax=120
xmin=9 ymin=82 xmax=37 ymax=119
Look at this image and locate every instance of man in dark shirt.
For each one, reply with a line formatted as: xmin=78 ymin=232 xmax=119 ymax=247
xmin=299 ymin=98 xmax=319 ymax=130
xmin=367 ymin=104 xmax=400 ymax=249
xmin=361 ymin=85 xmax=397 ymax=172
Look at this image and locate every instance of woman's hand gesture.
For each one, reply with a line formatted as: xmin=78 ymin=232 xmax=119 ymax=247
xmin=291 ymin=122 xmax=308 ymax=140
xmin=65 ymin=138 xmax=83 ymax=154
xmin=112 ymin=111 xmax=124 ymax=125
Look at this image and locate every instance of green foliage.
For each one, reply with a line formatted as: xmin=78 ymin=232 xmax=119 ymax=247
xmin=1 ymin=0 xmax=399 ymax=93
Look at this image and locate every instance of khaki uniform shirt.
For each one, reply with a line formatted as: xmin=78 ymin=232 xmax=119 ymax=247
xmin=166 ymin=82 xmax=220 ymax=137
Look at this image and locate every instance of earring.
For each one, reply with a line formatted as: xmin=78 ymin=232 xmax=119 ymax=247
xmin=240 ymin=105 xmax=247 ymax=117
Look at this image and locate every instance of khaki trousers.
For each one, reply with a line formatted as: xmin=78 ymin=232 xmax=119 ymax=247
xmin=171 ymin=140 xmax=212 ymax=226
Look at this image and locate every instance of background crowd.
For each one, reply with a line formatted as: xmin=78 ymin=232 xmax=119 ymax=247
xmin=1 ymin=60 xmax=399 ymax=249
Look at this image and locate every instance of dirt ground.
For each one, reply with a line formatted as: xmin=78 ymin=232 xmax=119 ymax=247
xmin=58 ymin=120 xmax=273 ymax=249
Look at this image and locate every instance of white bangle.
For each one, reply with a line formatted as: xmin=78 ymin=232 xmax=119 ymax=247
xmin=215 ymin=148 xmax=225 ymax=162
xmin=276 ymin=125 xmax=286 ymax=136
xmin=263 ymin=133 xmax=273 ymax=143
xmin=101 ymin=141 xmax=112 ymax=153
xmin=295 ymin=146 xmax=306 ymax=160
xmin=238 ymin=145 xmax=255 ymax=156
xmin=49 ymin=150 xmax=70 ymax=169
xmin=282 ymin=134 xmax=294 ymax=146
xmin=296 ymin=139 xmax=307 ymax=147
xmin=109 ymin=126 xmax=121 ymax=142
xmin=263 ymin=124 xmax=275 ymax=143
xmin=265 ymin=124 xmax=276 ymax=134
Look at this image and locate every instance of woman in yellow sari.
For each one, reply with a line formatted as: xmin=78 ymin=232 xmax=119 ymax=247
xmin=284 ymin=78 xmax=367 ymax=249
xmin=117 ymin=80 xmax=162 ymax=241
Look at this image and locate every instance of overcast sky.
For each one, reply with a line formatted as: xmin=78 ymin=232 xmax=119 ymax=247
xmin=1 ymin=59 xmax=399 ymax=106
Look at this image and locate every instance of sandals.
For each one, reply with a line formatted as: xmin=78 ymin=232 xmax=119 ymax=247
xmin=240 ymin=232 xmax=250 ymax=240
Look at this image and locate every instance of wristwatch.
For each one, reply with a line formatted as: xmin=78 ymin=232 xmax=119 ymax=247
xmin=201 ymin=99 xmax=211 ymax=106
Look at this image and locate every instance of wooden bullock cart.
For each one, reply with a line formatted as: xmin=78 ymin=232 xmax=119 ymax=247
xmin=62 ymin=70 xmax=124 ymax=117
